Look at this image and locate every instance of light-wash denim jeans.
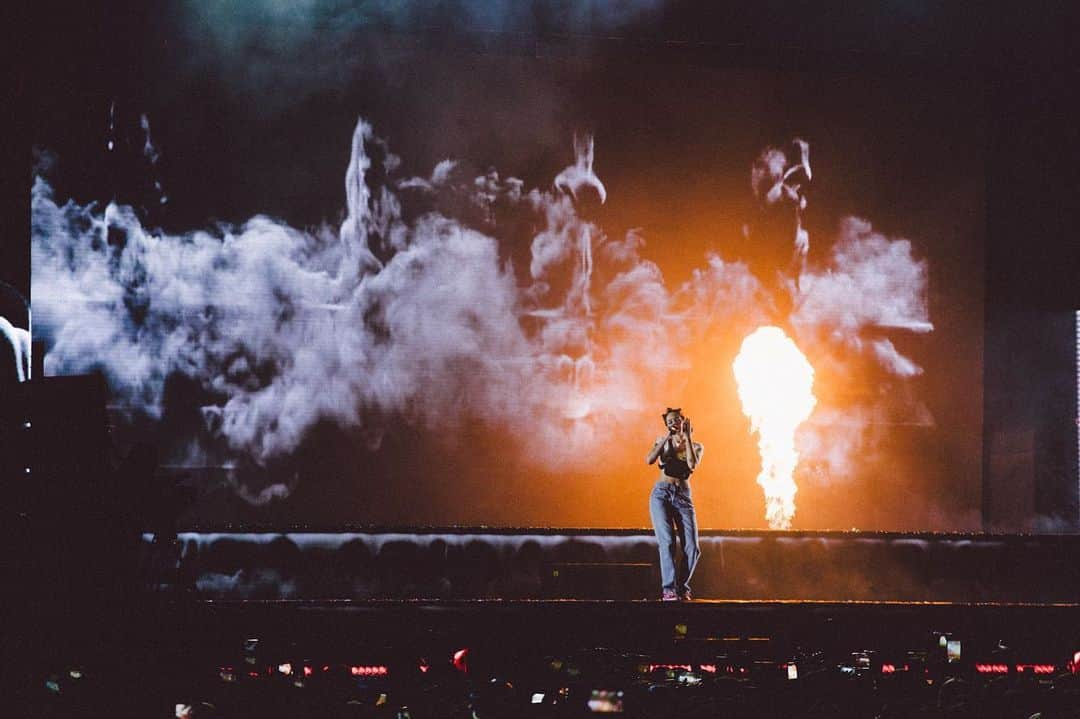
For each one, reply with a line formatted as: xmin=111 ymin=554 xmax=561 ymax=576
xmin=649 ymin=478 xmax=701 ymax=595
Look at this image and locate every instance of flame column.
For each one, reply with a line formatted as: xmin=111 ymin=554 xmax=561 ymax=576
xmin=733 ymin=326 xmax=817 ymax=529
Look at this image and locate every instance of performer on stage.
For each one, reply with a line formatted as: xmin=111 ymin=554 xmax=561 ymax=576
xmin=646 ymin=408 xmax=703 ymax=601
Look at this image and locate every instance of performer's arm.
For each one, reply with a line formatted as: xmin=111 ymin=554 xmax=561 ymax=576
xmin=684 ymin=420 xmax=700 ymax=470
xmin=646 ymin=436 xmax=666 ymax=465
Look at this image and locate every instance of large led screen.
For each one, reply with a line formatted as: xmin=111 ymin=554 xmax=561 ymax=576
xmin=31 ymin=8 xmax=984 ymax=529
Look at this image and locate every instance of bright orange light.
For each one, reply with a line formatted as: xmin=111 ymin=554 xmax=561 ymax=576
xmin=733 ymin=326 xmax=817 ymax=529
xmin=646 ymin=664 xmax=693 ymax=673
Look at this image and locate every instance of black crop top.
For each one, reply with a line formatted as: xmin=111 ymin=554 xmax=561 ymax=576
xmin=659 ymin=438 xmax=695 ymax=480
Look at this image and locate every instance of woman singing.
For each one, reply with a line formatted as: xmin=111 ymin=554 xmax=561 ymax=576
xmin=646 ymin=408 xmax=704 ymax=601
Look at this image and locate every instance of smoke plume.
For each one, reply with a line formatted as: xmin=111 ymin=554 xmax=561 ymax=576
xmin=32 ymin=120 xmax=932 ymax=501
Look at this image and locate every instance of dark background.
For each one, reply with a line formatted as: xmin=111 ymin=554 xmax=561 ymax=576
xmin=7 ymin=1 xmax=1078 ymax=531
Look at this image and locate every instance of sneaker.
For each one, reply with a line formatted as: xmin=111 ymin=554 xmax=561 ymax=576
xmin=661 ymin=589 xmax=679 ymax=601
xmin=678 ymin=591 xmax=693 ymax=602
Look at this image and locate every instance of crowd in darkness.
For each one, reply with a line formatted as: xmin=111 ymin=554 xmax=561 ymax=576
xmin=29 ymin=649 xmax=1080 ymax=718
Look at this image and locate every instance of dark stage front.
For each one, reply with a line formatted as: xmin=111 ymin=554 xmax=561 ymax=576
xmin=167 ymin=598 xmax=1080 ymax=677
xmin=25 ymin=591 xmax=1080 ymax=718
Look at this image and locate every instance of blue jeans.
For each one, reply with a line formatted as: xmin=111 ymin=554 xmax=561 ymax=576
xmin=649 ymin=478 xmax=701 ymax=594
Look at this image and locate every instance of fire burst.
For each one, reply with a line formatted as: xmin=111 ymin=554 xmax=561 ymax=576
xmin=732 ymin=326 xmax=817 ymax=529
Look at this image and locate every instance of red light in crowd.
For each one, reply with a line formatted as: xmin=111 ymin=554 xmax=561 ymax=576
xmin=1070 ymin=652 xmax=1080 ymax=674
xmin=975 ymin=664 xmax=1009 ymax=674
xmin=647 ymin=664 xmax=693 ymax=672
xmin=700 ymin=664 xmax=717 ymax=673
xmin=248 ymin=671 xmax=260 ymax=678
xmin=881 ymin=664 xmax=896 ymax=674
xmin=303 ymin=667 xmax=313 ymax=677
xmin=1016 ymin=664 xmax=1055 ymax=674
xmin=418 ymin=658 xmax=430 ymax=674
xmin=453 ymin=649 xmax=469 ymax=673
xmin=350 ymin=665 xmax=389 ymax=677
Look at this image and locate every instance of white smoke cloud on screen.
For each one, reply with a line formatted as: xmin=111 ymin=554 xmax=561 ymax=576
xmin=788 ymin=216 xmax=934 ymax=480
xmin=793 ymin=217 xmax=932 ymax=346
xmin=31 ymin=119 xmax=932 ymax=500
xmin=796 ymin=407 xmax=884 ymax=484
